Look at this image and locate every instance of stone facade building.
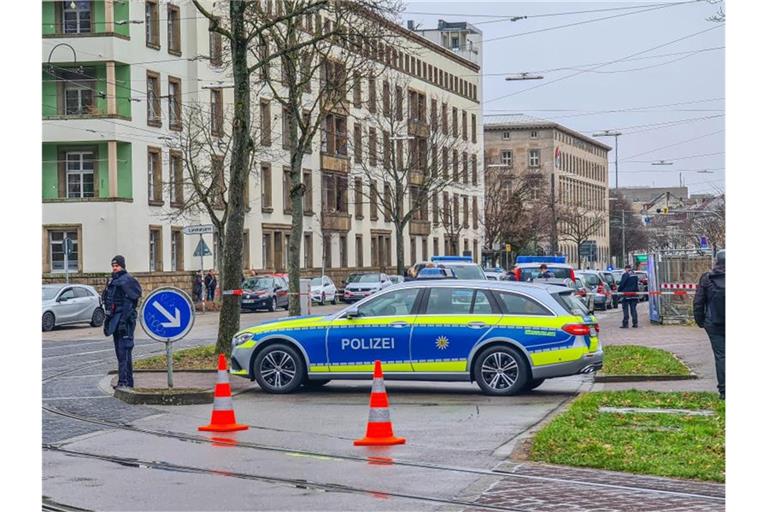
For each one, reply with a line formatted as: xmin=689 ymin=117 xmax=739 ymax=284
xmin=484 ymin=116 xmax=611 ymax=268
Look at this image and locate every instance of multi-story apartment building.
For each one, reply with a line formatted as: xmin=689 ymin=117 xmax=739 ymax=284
xmin=42 ymin=1 xmax=483 ymax=285
xmin=484 ymin=116 xmax=611 ymax=268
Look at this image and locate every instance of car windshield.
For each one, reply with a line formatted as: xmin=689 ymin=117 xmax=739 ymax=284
xmin=578 ymin=273 xmax=601 ymax=286
xmin=602 ymin=274 xmax=615 ymax=284
xmin=444 ymin=264 xmax=485 ymax=280
xmin=348 ymin=274 xmax=380 ymax=283
xmin=245 ymin=278 xmax=273 ymax=289
xmin=520 ymin=267 xmax=572 ymax=281
xmin=310 ymin=277 xmax=323 ymax=286
xmin=552 ymin=291 xmax=591 ymax=316
xmin=42 ymin=287 xmax=60 ymax=300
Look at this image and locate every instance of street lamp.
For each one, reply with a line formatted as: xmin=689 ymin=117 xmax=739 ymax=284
xmin=608 ymin=197 xmax=627 ymax=268
xmin=505 ymin=73 xmax=543 ymax=81
xmin=593 ymin=130 xmax=622 ymax=190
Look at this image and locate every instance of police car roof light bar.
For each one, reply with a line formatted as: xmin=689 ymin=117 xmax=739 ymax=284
xmin=431 ymin=256 xmax=473 ymax=263
xmin=515 ymin=255 xmax=567 ymax=264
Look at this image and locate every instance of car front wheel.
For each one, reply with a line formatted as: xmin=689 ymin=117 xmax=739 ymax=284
xmin=254 ymin=344 xmax=305 ymax=394
xmin=474 ymin=346 xmax=529 ymax=396
xmin=42 ymin=311 xmax=55 ymax=332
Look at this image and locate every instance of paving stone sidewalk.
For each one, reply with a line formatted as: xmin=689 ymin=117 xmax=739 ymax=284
xmin=594 ymin=302 xmax=719 ymax=394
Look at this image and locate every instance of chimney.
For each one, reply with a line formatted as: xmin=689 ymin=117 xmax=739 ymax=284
xmin=407 ymin=20 xmax=414 ymax=30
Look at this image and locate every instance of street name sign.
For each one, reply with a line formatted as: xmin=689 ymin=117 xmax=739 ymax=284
xmin=183 ymin=224 xmax=216 ymax=235
xmin=139 ymin=287 xmax=195 ymax=342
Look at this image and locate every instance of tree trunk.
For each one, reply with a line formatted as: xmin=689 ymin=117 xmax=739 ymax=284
xmin=395 ymin=221 xmax=405 ymax=276
xmin=288 ymin=103 xmax=304 ymax=317
xmin=215 ymin=2 xmax=250 ymax=356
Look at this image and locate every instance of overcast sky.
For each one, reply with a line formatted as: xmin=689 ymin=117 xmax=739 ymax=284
xmin=404 ymin=0 xmax=725 ymax=196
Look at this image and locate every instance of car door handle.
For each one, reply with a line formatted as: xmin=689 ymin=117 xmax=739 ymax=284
xmin=468 ymin=321 xmax=487 ymax=329
xmin=390 ymin=321 xmax=409 ymax=328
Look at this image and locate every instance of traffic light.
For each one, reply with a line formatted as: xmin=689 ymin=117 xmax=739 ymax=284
xmin=662 ymin=207 xmax=669 ymax=214
xmin=656 ymin=208 xmax=661 ymax=214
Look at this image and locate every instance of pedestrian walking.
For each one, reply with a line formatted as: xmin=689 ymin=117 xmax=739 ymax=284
xmin=205 ymin=269 xmax=217 ymax=301
xmin=102 ymin=255 xmax=142 ymax=390
xmin=617 ymin=264 xmax=640 ymax=328
xmin=694 ymin=249 xmax=726 ymax=400
xmin=192 ymin=271 xmax=203 ymax=302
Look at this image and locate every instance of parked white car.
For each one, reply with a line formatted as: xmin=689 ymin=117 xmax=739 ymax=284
xmin=310 ymin=276 xmax=337 ymax=305
xmin=342 ymin=272 xmax=392 ymax=303
xmin=42 ymin=284 xmax=105 ymax=332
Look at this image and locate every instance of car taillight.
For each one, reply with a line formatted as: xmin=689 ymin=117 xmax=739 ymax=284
xmin=570 ymin=269 xmax=576 ymax=281
xmin=515 ymin=268 xmax=522 ymax=281
xmin=594 ymin=324 xmax=600 ymax=333
xmin=562 ymin=324 xmax=591 ymax=336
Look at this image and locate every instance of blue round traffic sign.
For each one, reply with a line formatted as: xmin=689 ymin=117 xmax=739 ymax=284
xmin=139 ymin=287 xmax=195 ymax=342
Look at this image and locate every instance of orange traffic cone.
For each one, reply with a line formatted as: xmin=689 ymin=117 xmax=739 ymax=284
xmin=199 ymin=354 xmax=249 ymax=432
xmin=354 ymin=360 xmax=406 ymax=446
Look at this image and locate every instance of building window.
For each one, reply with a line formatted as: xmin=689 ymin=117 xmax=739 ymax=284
xmin=441 ymin=103 xmax=448 ymax=135
xmin=260 ymin=100 xmax=271 ymax=146
xmin=64 ymin=151 xmax=95 ymax=198
xmin=167 ymin=4 xmax=181 ymax=55
xmin=145 ymin=1 xmax=160 ymax=48
xmin=302 ymin=169 xmax=313 ymax=214
xmin=368 ymin=77 xmax=377 ymax=113
xmin=408 ymin=90 xmax=426 ymax=123
xmin=62 ymin=68 xmax=95 ymax=115
xmin=147 ymin=148 xmax=162 ymax=204
xmin=471 ymin=114 xmax=477 ymax=143
xmin=146 ymin=71 xmax=161 ymax=126
xmin=382 ymin=80 xmax=390 ymax=117
xmin=432 ymin=192 xmax=439 ymax=226
xmin=502 ymin=131 xmax=510 ymax=140
xmin=209 ymin=17 xmax=223 ymax=66
xmin=62 ymin=1 xmax=91 ymax=34
xmin=471 ymin=155 xmax=478 ymax=185
xmin=370 ymin=183 xmax=378 ymax=220
xmin=462 ymin=152 xmax=468 ymax=184
xmin=531 ymin=130 xmax=539 ymax=139
xmin=463 ymin=196 xmax=469 ymax=228
xmin=169 ymin=151 xmax=183 ymax=206
xmin=321 ymin=173 xmax=348 ymax=213
xmin=321 ymin=113 xmax=347 ymax=156
xmin=452 ymin=107 xmax=458 ymax=137
xmin=433 ymin=237 xmax=439 ymax=258
xmin=48 ymin=229 xmax=79 ymax=272
xmin=211 ymin=88 xmax=224 ymax=136
xmin=339 ymin=234 xmax=348 ymax=267
xmin=303 ymin=232 xmax=313 ymax=268
xmin=168 ymin=77 xmax=182 ymax=130
xmin=461 ymin=110 xmax=467 ymax=140
xmin=353 ymin=123 xmax=362 ymax=163
xmin=263 ymin=233 xmax=273 ymax=269
xmin=410 ymin=237 xmax=416 ymax=266
xmin=472 ymin=196 xmax=478 ymax=229
xmin=501 ymin=150 xmax=513 ymax=166
xmin=356 ymin=235 xmax=363 ymax=267
xmin=422 ymin=237 xmax=428 ymax=262
xmin=261 ymin=164 xmax=272 ymax=209
xmin=383 ymin=184 xmax=392 ymax=221
xmin=368 ymin=128 xmax=377 ymax=167
xmin=323 ymin=234 xmax=332 ymax=269
xmin=149 ymin=227 xmax=162 ymax=272
xmin=529 ymin=149 xmax=541 ymax=168
xmin=452 ymin=149 xmax=459 ymax=181
xmin=352 ymin=73 xmax=361 ymax=108
xmin=354 ymin=178 xmax=363 ymax=219
xmin=282 ymin=106 xmax=291 ymax=149
xmin=171 ymin=228 xmax=183 ymax=271
xmin=395 ymin=86 xmax=403 ymax=121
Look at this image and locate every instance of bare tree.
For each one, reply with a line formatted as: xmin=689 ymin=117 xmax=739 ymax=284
xmin=482 ymin=168 xmax=546 ymax=266
xmin=608 ymin=191 xmax=648 ymax=265
xmin=558 ymin=205 xmax=606 ymax=269
xmin=682 ymin=195 xmax=725 ymax=254
xmin=351 ymin=71 xmax=472 ymax=275
xmin=248 ymin=0 xmax=401 ymax=314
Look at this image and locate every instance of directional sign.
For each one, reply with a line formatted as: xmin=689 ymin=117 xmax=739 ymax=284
xmin=193 ymin=239 xmax=212 ymax=257
xmin=139 ymin=287 xmax=195 ymax=342
xmin=183 ymin=224 xmax=216 ymax=235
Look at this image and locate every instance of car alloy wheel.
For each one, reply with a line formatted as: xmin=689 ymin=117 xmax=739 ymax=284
xmin=268 ymin=296 xmax=277 ymax=312
xmin=42 ymin=312 xmax=55 ymax=332
xmin=254 ymin=344 xmax=304 ymax=393
xmin=90 ymin=307 xmax=105 ymax=327
xmin=474 ymin=346 xmax=528 ymax=396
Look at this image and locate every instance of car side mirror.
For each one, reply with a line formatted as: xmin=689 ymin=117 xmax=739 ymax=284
xmin=345 ymin=307 xmax=361 ymax=319
xmin=58 ymin=296 xmax=69 ymax=302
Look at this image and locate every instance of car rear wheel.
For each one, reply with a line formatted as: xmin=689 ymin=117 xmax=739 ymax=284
xmin=90 ymin=307 xmax=105 ymax=327
xmin=42 ymin=312 xmax=55 ymax=332
xmin=254 ymin=344 xmax=305 ymax=394
xmin=319 ymin=293 xmax=325 ymax=306
xmin=331 ymin=293 xmax=337 ymax=305
xmin=474 ymin=346 xmax=528 ymax=396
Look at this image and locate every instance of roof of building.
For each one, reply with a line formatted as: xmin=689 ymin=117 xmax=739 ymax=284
xmin=618 ymin=187 xmax=689 ymax=203
xmin=484 ymin=114 xmax=613 ymax=151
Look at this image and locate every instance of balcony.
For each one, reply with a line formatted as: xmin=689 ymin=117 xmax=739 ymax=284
xmin=43 ymin=63 xmax=132 ymax=120
xmin=43 ymin=1 xmax=131 ymax=40
xmin=321 ymin=153 xmax=350 ymax=174
xmin=321 ymin=211 xmax=352 ymax=232
xmin=409 ymin=220 xmax=431 ymax=236
xmin=407 ymin=119 xmax=429 ymax=138
xmin=408 ymin=170 xmax=425 ymax=186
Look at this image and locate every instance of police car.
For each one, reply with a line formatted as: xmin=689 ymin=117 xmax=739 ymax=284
xmin=230 ymin=280 xmax=603 ymax=396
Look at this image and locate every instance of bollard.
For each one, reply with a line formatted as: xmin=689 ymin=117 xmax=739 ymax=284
xmin=299 ymin=279 xmax=311 ymax=316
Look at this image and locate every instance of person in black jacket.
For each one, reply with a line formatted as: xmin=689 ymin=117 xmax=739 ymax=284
xmin=102 ymin=255 xmax=142 ymax=390
xmin=192 ymin=271 xmax=203 ymax=303
xmin=617 ymin=264 xmax=640 ymax=328
xmin=694 ymin=250 xmax=725 ymax=400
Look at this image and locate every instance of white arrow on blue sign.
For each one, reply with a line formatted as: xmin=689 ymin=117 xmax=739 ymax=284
xmin=139 ymin=287 xmax=195 ymax=342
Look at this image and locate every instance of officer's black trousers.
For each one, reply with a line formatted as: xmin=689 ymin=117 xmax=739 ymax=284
xmin=706 ymin=330 xmax=725 ymax=396
xmin=113 ymin=335 xmax=134 ymax=387
xmin=621 ymin=299 xmax=638 ymax=327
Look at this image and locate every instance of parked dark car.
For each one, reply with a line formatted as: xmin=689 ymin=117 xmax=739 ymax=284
xmin=241 ymin=275 xmax=289 ymax=312
xmin=599 ymin=271 xmax=620 ymax=308
xmin=575 ymin=271 xmax=614 ymax=311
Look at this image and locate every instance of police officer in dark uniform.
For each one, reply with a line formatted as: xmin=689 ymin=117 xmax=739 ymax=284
xmin=102 ymin=255 xmax=142 ymax=389
xmin=694 ymin=249 xmax=725 ymax=400
xmin=617 ymin=264 xmax=640 ymax=328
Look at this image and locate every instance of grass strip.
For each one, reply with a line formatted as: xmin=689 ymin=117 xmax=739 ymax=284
xmin=601 ymin=345 xmax=691 ymax=376
xmin=530 ymin=391 xmax=724 ymax=482
xmin=134 ymin=344 xmax=218 ymax=370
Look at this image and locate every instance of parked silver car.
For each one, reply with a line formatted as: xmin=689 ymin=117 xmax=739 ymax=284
xmin=42 ymin=284 xmax=105 ymax=332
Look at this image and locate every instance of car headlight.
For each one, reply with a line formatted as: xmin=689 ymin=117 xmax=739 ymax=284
xmin=232 ymin=332 xmax=254 ymax=347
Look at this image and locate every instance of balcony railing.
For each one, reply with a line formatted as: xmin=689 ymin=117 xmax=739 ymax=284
xmin=321 ymin=211 xmax=352 ymax=232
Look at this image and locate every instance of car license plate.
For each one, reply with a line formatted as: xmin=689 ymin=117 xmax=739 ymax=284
xmin=589 ymin=326 xmax=597 ymax=337
xmin=242 ymin=299 xmax=254 ymax=304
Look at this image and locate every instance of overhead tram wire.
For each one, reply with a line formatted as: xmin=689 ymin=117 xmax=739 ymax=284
xmin=620 ymin=129 xmax=725 ymax=161
xmin=484 ymin=24 xmax=724 ymax=105
xmin=485 ymin=97 xmax=725 ymax=116
xmin=626 ymin=151 xmax=725 ymax=163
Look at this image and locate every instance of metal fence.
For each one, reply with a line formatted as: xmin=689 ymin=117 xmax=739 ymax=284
xmin=648 ymin=251 xmax=713 ymax=325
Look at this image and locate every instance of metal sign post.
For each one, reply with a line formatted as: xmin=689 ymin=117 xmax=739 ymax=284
xmin=139 ymin=287 xmax=196 ymax=389
xmin=185 ymin=225 xmax=215 ymax=314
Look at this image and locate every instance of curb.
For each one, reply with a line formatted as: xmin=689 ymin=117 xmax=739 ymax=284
xmin=113 ymin=387 xmax=213 ymax=406
xmin=108 ymin=369 xmax=217 ymax=375
xmin=594 ymin=373 xmax=698 ymax=382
